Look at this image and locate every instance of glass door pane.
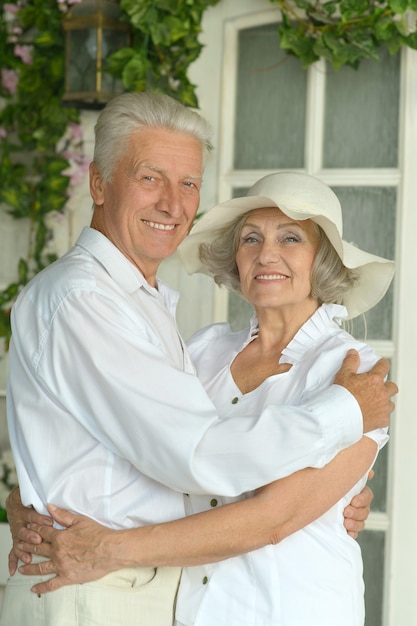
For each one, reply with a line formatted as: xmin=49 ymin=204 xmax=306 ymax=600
xmin=323 ymin=49 xmax=400 ymax=168
xmin=235 ymin=23 xmax=307 ymax=169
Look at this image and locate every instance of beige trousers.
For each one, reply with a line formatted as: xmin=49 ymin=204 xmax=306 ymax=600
xmin=0 ymin=559 xmax=181 ymax=626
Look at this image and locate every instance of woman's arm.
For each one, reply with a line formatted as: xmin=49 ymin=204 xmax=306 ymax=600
xmin=12 ymin=436 xmax=376 ymax=594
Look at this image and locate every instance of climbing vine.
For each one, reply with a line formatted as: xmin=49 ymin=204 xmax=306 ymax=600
xmin=271 ymin=0 xmax=417 ymax=69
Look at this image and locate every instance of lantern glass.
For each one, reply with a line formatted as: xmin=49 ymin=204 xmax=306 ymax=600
xmin=63 ymin=0 xmax=129 ymax=108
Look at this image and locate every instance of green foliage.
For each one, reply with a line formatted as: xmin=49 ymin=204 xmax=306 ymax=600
xmin=106 ymin=0 xmax=221 ymax=107
xmin=0 ymin=0 xmax=79 ymax=347
xmin=271 ymin=0 xmax=417 ymax=69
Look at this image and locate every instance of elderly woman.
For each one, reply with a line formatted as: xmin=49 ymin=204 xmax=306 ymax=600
xmin=7 ymin=173 xmax=394 ymax=626
xmin=173 ymin=170 xmax=395 ymax=626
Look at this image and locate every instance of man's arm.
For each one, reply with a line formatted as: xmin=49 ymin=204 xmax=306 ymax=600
xmin=14 ymin=284 xmax=396 ymax=501
xmin=10 ymin=436 xmax=376 ymax=593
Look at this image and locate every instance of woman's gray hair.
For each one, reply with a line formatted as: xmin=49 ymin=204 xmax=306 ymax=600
xmin=93 ymin=92 xmax=213 ymax=182
xmin=199 ymin=210 xmax=359 ymax=305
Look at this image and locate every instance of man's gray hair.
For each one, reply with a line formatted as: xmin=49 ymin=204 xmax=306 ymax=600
xmin=93 ymin=92 xmax=213 ymax=182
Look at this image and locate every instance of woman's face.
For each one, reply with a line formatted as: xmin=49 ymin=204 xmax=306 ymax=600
xmin=235 ymin=207 xmax=321 ymax=312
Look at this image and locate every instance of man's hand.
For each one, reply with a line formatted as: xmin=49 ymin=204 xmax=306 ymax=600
xmin=334 ymin=350 xmax=398 ymax=432
xmin=343 ymin=484 xmax=374 ymax=539
xmin=16 ymin=504 xmax=121 ymax=594
xmin=6 ymin=486 xmax=53 ymax=575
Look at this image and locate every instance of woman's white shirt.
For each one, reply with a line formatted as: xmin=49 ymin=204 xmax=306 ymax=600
xmin=175 ymin=303 xmax=388 ymax=626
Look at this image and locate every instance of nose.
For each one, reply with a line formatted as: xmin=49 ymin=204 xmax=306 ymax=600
xmin=258 ymin=239 xmax=281 ymax=265
xmin=155 ymin=182 xmax=183 ymax=218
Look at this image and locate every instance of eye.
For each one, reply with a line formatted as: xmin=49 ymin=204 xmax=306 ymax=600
xmin=181 ymin=180 xmax=200 ymax=193
xmin=241 ymin=235 xmax=261 ymax=244
xmin=280 ymin=232 xmax=302 ymax=244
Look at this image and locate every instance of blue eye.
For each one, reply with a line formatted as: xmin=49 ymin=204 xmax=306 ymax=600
xmin=241 ymin=235 xmax=260 ymax=244
xmin=281 ymin=233 xmax=302 ymax=243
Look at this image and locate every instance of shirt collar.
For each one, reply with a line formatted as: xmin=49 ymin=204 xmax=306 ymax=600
xmin=247 ymin=303 xmax=348 ymax=365
xmin=75 ymin=227 xmax=180 ymax=315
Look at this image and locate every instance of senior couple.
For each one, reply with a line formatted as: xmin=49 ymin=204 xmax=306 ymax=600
xmin=2 ymin=92 xmax=397 ymax=626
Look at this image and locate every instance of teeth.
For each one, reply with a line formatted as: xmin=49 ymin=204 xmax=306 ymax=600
xmin=256 ymin=274 xmax=286 ymax=280
xmin=144 ymin=220 xmax=175 ymax=231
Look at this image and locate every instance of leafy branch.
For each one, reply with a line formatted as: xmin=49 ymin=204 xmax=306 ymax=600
xmin=270 ymin=0 xmax=417 ymax=69
xmin=105 ymin=0 xmax=221 ymax=107
xmin=0 ymin=0 xmax=81 ymax=348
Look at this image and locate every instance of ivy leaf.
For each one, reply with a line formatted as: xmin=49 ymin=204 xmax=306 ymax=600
xmin=278 ymin=21 xmax=319 ymax=67
xmin=122 ymin=54 xmax=152 ymax=91
xmin=404 ymin=30 xmax=417 ymax=48
xmin=374 ymin=15 xmax=398 ymax=41
xmin=18 ymin=259 xmax=29 ymax=284
xmin=388 ymin=0 xmax=410 ymax=12
xmin=339 ymin=0 xmax=370 ymax=21
xmin=42 ymin=157 xmax=69 ymax=175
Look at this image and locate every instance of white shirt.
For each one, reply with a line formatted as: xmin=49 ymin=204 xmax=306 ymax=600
xmin=175 ymin=304 xmax=388 ymax=626
xmin=8 ymin=229 xmax=362 ymax=529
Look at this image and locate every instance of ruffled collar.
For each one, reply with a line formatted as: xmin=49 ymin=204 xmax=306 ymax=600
xmin=248 ymin=303 xmax=348 ymax=365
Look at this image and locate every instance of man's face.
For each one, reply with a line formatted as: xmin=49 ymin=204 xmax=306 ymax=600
xmin=90 ymin=126 xmax=203 ymax=285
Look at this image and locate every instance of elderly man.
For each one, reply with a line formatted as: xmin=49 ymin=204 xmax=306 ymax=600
xmin=2 ymin=92 xmax=396 ymax=626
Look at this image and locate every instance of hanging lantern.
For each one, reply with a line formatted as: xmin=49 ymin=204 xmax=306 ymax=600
xmin=62 ymin=0 xmax=130 ymax=109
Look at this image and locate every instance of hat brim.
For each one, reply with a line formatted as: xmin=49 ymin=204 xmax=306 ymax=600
xmin=178 ymin=195 xmax=395 ymax=320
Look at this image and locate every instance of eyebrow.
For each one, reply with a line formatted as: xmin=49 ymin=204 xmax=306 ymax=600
xmin=136 ymin=164 xmax=202 ymax=181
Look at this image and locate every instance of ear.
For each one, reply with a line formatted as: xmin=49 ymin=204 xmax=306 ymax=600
xmin=89 ymin=162 xmax=105 ymax=206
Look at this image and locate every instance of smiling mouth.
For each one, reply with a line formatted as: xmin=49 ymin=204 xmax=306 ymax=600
xmin=143 ymin=220 xmax=176 ymax=231
xmin=255 ymin=274 xmax=287 ymax=280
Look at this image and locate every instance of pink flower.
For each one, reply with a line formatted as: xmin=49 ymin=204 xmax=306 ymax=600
xmin=1 ymin=69 xmax=18 ymax=95
xmin=3 ymin=4 xmax=20 ymax=15
xmin=0 ymin=128 xmax=7 ymax=139
xmin=14 ymin=44 xmax=34 ymax=65
xmin=79 ymin=155 xmax=91 ymax=172
xmin=70 ymin=169 xmax=86 ymax=186
xmin=68 ymin=122 xmax=83 ymax=139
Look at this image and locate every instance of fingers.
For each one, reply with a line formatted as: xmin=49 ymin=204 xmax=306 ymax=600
xmin=349 ymin=485 xmax=374 ymax=510
xmin=340 ymin=349 xmax=360 ymax=373
xmin=347 ymin=530 xmax=360 ymax=540
xmin=26 ymin=522 xmax=59 ymax=545
xmin=344 ymin=517 xmax=365 ymax=536
xmin=31 ymin=576 xmax=69 ymax=595
xmin=19 ymin=561 xmax=71 ymax=596
xmin=21 ymin=510 xmax=53 ymax=527
xmin=17 ymin=524 xmax=44 ymax=545
xmin=385 ymin=379 xmax=399 ymax=399
xmin=17 ymin=539 xmax=53 ymax=558
xmin=19 ymin=558 xmax=55 ymax=577
xmin=46 ymin=503 xmax=77 ymax=529
xmin=10 ymin=544 xmax=33 ymax=566
xmin=8 ymin=548 xmax=20 ymax=576
xmin=369 ymin=357 xmax=391 ymax=380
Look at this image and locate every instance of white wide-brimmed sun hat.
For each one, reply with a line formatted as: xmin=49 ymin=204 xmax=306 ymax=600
xmin=178 ymin=171 xmax=395 ymax=320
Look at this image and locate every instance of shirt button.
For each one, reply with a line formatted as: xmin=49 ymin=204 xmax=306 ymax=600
xmin=231 ymin=397 xmax=239 ymax=404
xmin=210 ymin=498 xmax=218 ymax=507
xmin=202 ymin=576 xmax=208 ymax=585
